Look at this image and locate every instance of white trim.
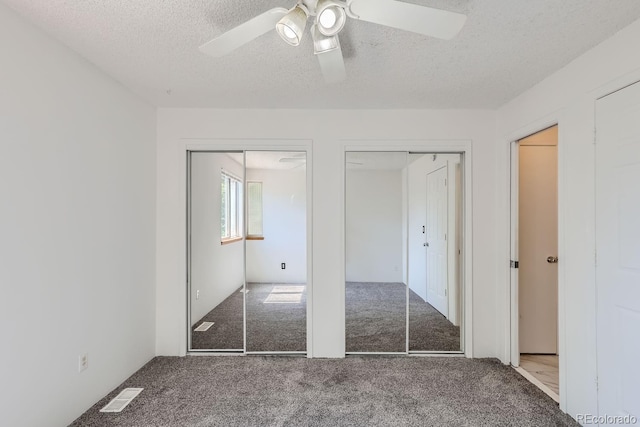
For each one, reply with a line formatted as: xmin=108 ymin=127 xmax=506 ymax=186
xmin=345 ymin=352 xmax=407 ymax=356
xmin=341 ymin=139 xmax=473 ymax=358
xmin=187 ymin=352 xmax=246 ymax=357
xmin=409 ymin=352 xmax=465 ymax=358
xmin=245 ymin=351 xmax=307 ymax=355
xmin=509 ymin=141 xmax=519 ymax=367
xmin=181 ymin=139 xmax=313 ymax=357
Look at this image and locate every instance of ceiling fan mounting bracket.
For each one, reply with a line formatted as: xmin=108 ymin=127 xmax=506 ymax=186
xmin=296 ymin=0 xmax=353 ymax=18
xmin=294 ymin=1 xmax=311 ymax=16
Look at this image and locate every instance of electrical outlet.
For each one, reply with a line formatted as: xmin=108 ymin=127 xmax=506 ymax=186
xmin=196 ymin=290 xmax=200 ymax=300
xmin=281 ymin=263 xmax=286 ymax=269
xmin=78 ymin=353 xmax=88 ymax=372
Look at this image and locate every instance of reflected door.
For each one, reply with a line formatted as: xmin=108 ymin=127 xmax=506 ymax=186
xmin=408 ymin=153 xmax=462 ymax=352
xmin=426 ymin=165 xmax=448 ymax=316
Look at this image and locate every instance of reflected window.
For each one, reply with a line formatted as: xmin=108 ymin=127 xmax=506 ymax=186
xmin=221 ymin=172 xmax=242 ymax=240
xmin=247 ymin=181 xmax=263 ymax=237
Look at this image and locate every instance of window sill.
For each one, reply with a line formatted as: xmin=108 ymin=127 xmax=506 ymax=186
xmin=246 ymin=236 xmax=265 ymax=241
xmin=220 ymin=237 xmax=243 ymax=245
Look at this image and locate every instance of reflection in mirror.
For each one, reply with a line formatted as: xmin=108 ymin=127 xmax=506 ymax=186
xmin=407 ymin=153 xmax=462 ymax=352
xmin=345 ymin=152 xmax=408 ymax=353
xmin=245 ymin=151 xmax=307 ymax=352
xmin=189 ymin=152 xmax=245 ymax=350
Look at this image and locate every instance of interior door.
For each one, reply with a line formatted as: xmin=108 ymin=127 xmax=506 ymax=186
xmin=518 ymin=127 xmax=558 ymax=354
xmin=596 ymin=81 xmax=640 ymax=418
xmin=426 ymin=165 xmax=448 ymax=316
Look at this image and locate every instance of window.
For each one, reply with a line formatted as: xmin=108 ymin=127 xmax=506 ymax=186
xmin=246 ymin=181 xmax=263 ymax=238
xmin=221 ymin=172 xmax=242 ymax=241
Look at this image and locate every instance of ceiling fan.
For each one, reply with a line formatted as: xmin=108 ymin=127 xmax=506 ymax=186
xmin=199 ymin=0 xmax=467 ymax=83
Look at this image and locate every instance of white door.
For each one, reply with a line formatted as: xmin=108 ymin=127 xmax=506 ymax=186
xmin=596 ymin=81 xmax=640 ymax=419
xmin=426 ymin=166 xmax=448 ymax=316
xmin=518 ymin=127 xmax=558 ymax=354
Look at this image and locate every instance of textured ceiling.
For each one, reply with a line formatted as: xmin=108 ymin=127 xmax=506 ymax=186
xmin=4 ymin=0 xmax=640 ymax=109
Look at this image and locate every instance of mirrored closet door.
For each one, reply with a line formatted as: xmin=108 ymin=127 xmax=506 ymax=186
xmin=345 ymin=152 xmax=408 ymax=353
xmin=188 ymin=150 xmax=307 ymax=353
xmin=245 ymin=151 xmax=307 ymax=353
xmin=188 ymin=151 xmax=245 ymax=351
xmin=407 ymin=153 xmax=463 ymax=353
xmin=345 ymin=151 xmax=464 ymax=354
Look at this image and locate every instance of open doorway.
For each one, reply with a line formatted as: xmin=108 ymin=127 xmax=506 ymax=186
xmin=511 ymin=125 xmax=559 ymax=400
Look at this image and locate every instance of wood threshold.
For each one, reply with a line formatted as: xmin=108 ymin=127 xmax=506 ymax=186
xmin=246 ymin=236 xmax=264 ymax=241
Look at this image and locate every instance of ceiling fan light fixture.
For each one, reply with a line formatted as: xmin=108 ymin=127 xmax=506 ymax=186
xmin=311 ymin=24 xmax=340 ymax=54
xmin=276 ymin=6 xmax=308 ymax=46
xmin=316 ymin=0 xmax=347 ymax=36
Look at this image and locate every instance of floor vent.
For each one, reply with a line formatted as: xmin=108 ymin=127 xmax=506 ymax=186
xmin=194 ymin=321 xmax=214 ymax=332
xmin=100 ymin=388 xmax=143 ymax=413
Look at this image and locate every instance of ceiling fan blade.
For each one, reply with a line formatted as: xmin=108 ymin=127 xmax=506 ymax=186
xmin=349 ymin=0 xmax=467 ymax=40
xmin=199 ymin=7 xmax=289 ymax=57
xmin=317 ymin=44 xmax=346 ymax=84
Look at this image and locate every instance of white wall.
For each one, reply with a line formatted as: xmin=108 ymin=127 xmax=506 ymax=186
xmin=346 ymin=169 xmax=404 ymax=283
xmin=495 ymin=17 xmax=640 ymax=418
xmin=190 ymin=153 xmax=244 ymax=325
xmin=156 ymin=109 xmax=497 ymax=358
xmin=0 ymin=5 xmax=156 ymax=427
xmin=245 ymin=168 xmax=307 ymax=283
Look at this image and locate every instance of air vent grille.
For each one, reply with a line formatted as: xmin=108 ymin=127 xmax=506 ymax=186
xmin=100 ymin=388 xmax=143 ymax=413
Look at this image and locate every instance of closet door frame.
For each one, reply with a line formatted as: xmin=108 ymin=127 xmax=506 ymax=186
xmin=184 ymin=139 xmax=313 ymax=356
xmin=341 ymin=140 xmax=474 ymax=358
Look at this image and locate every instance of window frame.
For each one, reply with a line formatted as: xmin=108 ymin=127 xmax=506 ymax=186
xmin=221 ymin=171 xmax=242 ymax=243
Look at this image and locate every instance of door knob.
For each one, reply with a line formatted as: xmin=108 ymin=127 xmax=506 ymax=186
xmin=546 ymin=256 xmax=558 ymax=263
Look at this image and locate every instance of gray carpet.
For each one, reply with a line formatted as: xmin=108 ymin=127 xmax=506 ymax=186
xmin=70 ymin=356 xmax=578 ymax=427
xmin=191 ymin=288 xmax=244 ymax=350
xmin=246 ymin=283 xmax=307 ymax=352
xmin=408 ymin=288 xmax=461 ymax=352
xmin=191 ymin=283 xmax=307 ymax=352
xmin=192 ymin=282 xmax=459 ymax=352
xmin=345 ymin=282 xmax=406 ymax=352
xmin=345 ymin=282 xmax=461 ymax=352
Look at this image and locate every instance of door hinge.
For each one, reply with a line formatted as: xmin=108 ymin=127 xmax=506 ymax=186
xmin=510 ymin=260 xmax=519 ymax=269
xmin=445 ymin=289 xmax=447 ymax=296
